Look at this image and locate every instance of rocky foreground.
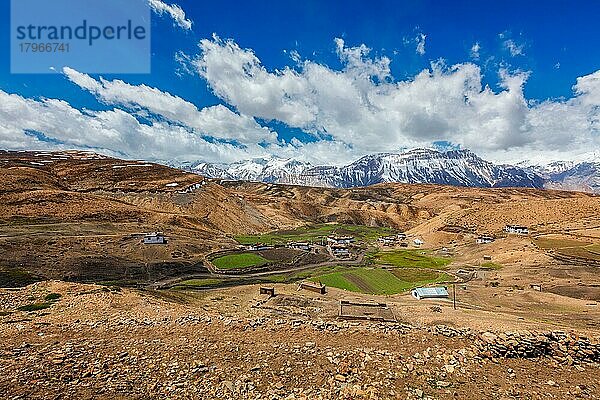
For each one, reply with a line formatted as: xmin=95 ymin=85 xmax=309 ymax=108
xmin=1 ymin=282 xmax=599 ymax=399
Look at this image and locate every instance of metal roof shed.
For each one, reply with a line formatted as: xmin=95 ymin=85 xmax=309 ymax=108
xmin=411 ymin=287 xmax=449 ymax=300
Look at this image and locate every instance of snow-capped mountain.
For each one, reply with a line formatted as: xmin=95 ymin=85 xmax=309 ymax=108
xmin=294 ymin=149 xmax=543 ymax=188
xmin=180 ymin=149 xmax=546 ymax=189
xmin=531 ymin=161 xmax=600 ymax=193
xmin=184 ymin=162 xmax=232 ymax=180
xmin=180 ymin=158 xmax=312 ymax=183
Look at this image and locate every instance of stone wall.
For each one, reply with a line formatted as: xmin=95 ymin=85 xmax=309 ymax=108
xmin=475 ymin=330 xmax=600 ymax=364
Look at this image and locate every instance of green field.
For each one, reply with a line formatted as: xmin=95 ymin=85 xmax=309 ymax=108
xmin=212 ymin=253 xmax=269 ymax=270
xmin=370 ymin=249 xmax=451 ymax=270
xmin=311 ymin=267 xmax=451 ymax=295
xmin=480 ymin=262 xmax=502 ymax=270
xmin=234 ymin=223 xmax=394 ymax=245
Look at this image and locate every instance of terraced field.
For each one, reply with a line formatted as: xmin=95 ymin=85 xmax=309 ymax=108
xmin=534 ymin=236 xmax=593 ymax=249
xmin=311 ymin=267 xmax=451 ymax=295
xmin=534 ymin=235 xmax=600 ymax=261
xmin=235 ymin=223 xmax=395 ymax=245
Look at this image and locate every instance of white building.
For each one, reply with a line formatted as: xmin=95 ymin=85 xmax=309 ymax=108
xmin=378 ymin=236 xmax=397 ymax=246
xmin=327 ymin=236 xmax=355 ymax=245
xmin=246 ymin=243 xmax=273 ymax=251
xmin=504 ymin=225 xmax=529 ymax=235
xmin=413 ymin=238 xmax=424 ymax=246
xmin=143 ymin=232 xmax=167 ymax=244
xmin=288 ymin=241 xmax=311 ymax=251
xmin=476 ymin=236 xmax=495 ymax=244
xmin=329 ymin=244 xmax=350 ymax=258
xmin=411 ymin=287 xmax=449 ymax=300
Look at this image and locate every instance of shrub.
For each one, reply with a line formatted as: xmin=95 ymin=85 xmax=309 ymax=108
xmin=17 ymin=302 xmax=52 ymax=312
xmin=44 ymin=293 xmax=62 ymax=301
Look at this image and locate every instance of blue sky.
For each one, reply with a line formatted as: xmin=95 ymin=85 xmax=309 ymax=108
xmin=1 ymin=0 xmax=599 ymax=165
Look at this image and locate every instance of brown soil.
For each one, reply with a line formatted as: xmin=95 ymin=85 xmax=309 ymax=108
xmin=1 ymin=281 xmax=599 ymax=399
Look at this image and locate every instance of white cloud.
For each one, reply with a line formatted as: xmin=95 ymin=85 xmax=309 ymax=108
xmin=415 ymin=33 xmax=427 ymax=55
xmin=63 ymin=67 xmax=277 ymax=144
xmin=189 ymin=35 xmax=600 ymax=164
xmin=470 ymin=42 xmax=481 ymax=59
xmin=1 ymin=36 xmax=599 ymax=167
xmin=503 ymin=39 xmax=525 ymax=56
xmin=148 ymin=0 xmax=193 ymax=31
xmin=0 ymin=90 xmax=277 ymax=164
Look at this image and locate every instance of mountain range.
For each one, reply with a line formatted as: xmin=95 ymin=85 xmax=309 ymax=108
xmin=177 ymin=148 xmax=600 ymax=193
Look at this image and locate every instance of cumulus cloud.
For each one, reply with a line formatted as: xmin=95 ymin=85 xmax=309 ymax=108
xmin=148 ymin=0 xmax=193 ymax=30
xmin=63 ymin=67 xmax=277 ymax=144
xmin=470 ymin=42 xmax=481 ymax=59
xmin=415 ymin=33 xmax=427 ymax=55
xmin=0 ymin=89 xmax=281 ymax=164
xmin=188 ymin=35 xmax=600 ymax=164
xmin=1 ymin=36 xmax=599 ymax=166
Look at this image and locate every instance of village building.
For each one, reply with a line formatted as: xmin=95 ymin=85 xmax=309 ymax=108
xmin=327 ymin=236 xmax=355 ymax=245
xmin=530 ymin=284 xmax=543 ymax=292
xmin=259 ymin=287 xmax=276 ymax=297
xmin=476 ymin=235 xmax=495 ymax=244
xmin=504 ymin=225 xmax=529 ymax=235
xmin=396 ymin=233 xmax=407 ymax=240
xmin=329 ymin=244 xmax=350 ymax=258
xmin=413 ymin=238 xmax=424 ymax=246
xmin=143 ymin=232 xmax=167 ymax=244
xmin=377 ymin=236 xmax=397 ymax=246
xmin=287 ymin=241 xmax=311 ymax=251
xmin=411 ymin=287 xmax=449 ymax=300
xmin=246 ymin=243 xmax=273 ymax=251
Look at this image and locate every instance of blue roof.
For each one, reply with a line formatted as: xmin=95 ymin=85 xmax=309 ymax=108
xmin=412 ymin=287 xmax=449 ymax=298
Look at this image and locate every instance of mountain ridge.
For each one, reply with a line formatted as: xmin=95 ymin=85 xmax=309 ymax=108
xmin=178 ymin=148 xmax=552 ymax=190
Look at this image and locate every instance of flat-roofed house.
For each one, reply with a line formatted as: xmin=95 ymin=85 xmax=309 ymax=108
xmin=476 ymin=236 xmax=495 ymax=244
xmin=329 ymin=244 xmax=350 ymax=258
xmin=504 ymin=225 xmax=529 ymax=235
xmin=288 ymin=241 xmax=311 ymax=251
xmin=246 ymin=243 xmax=273 ymax=251
xmin=143 ymin=232 xmax=167 ymax=244
xmin=327 ymin=236 xmax=355 ymax=245
xmin=378 ymin=236 xmax=397 ymax=246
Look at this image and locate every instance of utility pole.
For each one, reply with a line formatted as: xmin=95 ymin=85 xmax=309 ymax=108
xmin=453 ymin=283 xmax=457 ymax=310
